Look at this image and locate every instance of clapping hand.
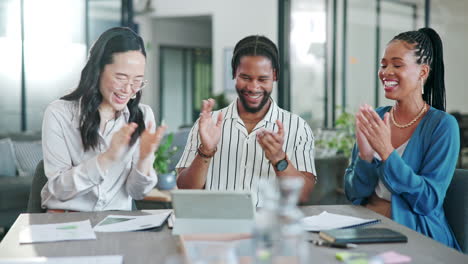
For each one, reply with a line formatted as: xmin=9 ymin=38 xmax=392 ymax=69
xmin=105 ymin=123 xmax=139 ymax=162
xmin=356 ymin=104 xmax=393 ymax=161
xmin=139 ymin=122 xmax=167 ymax=161
xmin=257 ymin=120 xmax=286 ymax=164
xmin=198 ymin=99 xmax=223 ymax=154
xmin=355 ymin=109 xmax=375 ymax=162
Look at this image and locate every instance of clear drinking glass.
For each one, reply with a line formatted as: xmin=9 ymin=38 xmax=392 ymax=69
xmin=252 ymin=179 xmax=280 ymax=264
xmin=185 ymin=241 xmax=239 ymax=264
xmin=276 ymin=176 xmax=309 ymax=264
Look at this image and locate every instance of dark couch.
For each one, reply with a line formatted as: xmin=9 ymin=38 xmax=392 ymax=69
xmin=0 ymin=132 xmax=42 ymax=240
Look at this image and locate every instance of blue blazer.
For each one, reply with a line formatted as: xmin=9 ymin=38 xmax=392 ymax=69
xmin=344 ymin=106 xmax=461 ymax=250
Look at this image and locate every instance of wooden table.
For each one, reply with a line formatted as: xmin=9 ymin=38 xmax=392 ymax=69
xmin=136 ymin=189 xmax=173 ymax=210
xmin=143 ymin=188 xmax=172 ymax=202
xmin=0 ymin=205 xmax=466 ymax=263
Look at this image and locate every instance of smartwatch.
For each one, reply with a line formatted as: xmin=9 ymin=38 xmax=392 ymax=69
xmin=274 ymin=158 xmax=289 ymax=171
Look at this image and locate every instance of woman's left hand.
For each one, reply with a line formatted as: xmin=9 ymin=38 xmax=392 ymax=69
xmin=356 ymin=104 xmax=394 ymax=160
xmin=139 ymin=122 xmax=167 ymax=161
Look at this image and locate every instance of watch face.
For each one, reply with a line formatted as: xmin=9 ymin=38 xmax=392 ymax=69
xmin=276 ymin=159 xmax=288 ymax=171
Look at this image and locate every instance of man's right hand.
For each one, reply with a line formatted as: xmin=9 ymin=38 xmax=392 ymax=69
xmin=198 ymin=98 xmax=223 ymax=154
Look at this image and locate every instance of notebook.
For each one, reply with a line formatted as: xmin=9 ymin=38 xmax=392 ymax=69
xmin=319 ymin=227 xmax=408 ymax=244
xmin=302 ymin=211 xmax=380 ymax=232
xmin=170 ymin=190 xmax=255 ymax=235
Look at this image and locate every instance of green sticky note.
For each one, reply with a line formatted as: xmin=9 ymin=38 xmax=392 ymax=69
xmin=336 ymin=252 xmax=367 ymax=262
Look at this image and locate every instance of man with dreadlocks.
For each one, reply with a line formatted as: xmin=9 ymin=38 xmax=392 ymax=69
xmin=344 ymin=28 xmax=460 ymax=250
xmin=176 ymin=35 xmax=316 ymax=206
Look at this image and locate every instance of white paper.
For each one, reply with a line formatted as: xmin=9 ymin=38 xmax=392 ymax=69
xmin=301 ymin=211 xmax=379 ymax=232
xmin=19 ymin=220 xmax=96 ymax=244
xmin=141 ymin=209 xmax=174 ymax=228
xmin=93 ymin=211 xmax=171 ymax=232
xmin=0 ymin=255 xmax=122 ymax=264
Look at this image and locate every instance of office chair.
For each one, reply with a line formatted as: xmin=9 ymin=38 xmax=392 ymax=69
xmin=27 ymin=160 xmax=47 ymax=213
xmin=27 ymin=160 xmax=138 ymax=212
xmin=444 ymin=169 xmax=468 ymax=253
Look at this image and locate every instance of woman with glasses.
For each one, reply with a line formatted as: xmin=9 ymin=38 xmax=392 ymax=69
xmin=41 ymin=27 xmax=166 ymax=212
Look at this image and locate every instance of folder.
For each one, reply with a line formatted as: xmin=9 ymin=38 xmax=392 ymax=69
xmin=302 ymin=211 xmax=380 ymax=232
xmin=319 ymin=227 xmax=408 ymax=244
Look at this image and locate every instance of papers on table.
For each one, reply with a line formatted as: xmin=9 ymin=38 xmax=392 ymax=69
xmin=93 ymin=211 xmax=171 ymax=232
xmin=0 ymin=255 xmax=123 ymax=264
xmin=17 ymin=211 xmax=171 ymax=244
xmin=19 ymin=220 xmax=96 ymax=244
xmin=301 ymin=211 xmax=380 ymax=232
xmin=142 ymin=209 xmax=174 ymax=228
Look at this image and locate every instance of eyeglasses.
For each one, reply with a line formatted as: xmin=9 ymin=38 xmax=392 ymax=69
xmin=113 ymin=77 xmax=148 ymax=93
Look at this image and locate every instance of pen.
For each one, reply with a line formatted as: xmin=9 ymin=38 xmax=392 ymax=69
xmin=167 ymin=212 xmax=174 ymax=229
xmin=309 ymin=239 xmax=357 ymax=249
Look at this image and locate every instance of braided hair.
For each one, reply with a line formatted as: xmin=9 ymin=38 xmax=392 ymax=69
xmin=231 ymin=35 xmax=280 ymax=80
xmin=391 ymin=27 xmax=446 ymax=111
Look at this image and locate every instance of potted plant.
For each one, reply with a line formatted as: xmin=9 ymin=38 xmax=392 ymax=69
xmin=315 ymin=111 xmax=355 ymax=158
xmin=153 ymin=133 xmax=179 ymax=190
xmin=308 ymin=111 xmax=355 ymax=205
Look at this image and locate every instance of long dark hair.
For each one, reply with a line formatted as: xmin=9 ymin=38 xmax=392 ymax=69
xmin=231 ymin=35 xmax=280 ymax=80
xmin=62 ymin=27 xmax=146 ymax=151
xmin=391 ymin=27 xmax=446 ymax=111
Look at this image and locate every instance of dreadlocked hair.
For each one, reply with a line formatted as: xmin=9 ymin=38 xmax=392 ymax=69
xmin=391 ymin=27 xmax=446 ymax=111
xmin=231 ymin=35 xmax=280 ymax=80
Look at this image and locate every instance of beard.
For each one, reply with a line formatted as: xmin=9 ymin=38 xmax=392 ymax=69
xmin=236 ymin=88 xmax=271 ymax=113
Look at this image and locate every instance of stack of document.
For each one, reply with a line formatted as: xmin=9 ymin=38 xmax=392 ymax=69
xmin=301 ymin=211 xmax=380 ymax=232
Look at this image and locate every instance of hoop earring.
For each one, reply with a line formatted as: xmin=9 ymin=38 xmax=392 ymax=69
xmin=131 ymin=94 xmax=137 ymax=100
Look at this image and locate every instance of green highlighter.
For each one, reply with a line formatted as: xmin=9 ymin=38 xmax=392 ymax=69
xmin=56 ymin=225 xmax=78 ymax=230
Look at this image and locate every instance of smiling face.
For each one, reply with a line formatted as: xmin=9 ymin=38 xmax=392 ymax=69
xmin=99 ymin=50 xmax=146 ymax=112
xmin=379 ymin=40 xmax=429 ymax=101
xmin=235 ymin=55 xmax=276 ymax=113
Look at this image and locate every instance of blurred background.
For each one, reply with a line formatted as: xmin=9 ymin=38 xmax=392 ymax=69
xmin=1 ymin=0 xmax=467 ymax=142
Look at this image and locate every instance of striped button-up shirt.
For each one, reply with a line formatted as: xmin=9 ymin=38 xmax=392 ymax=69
xmin=41 ymin=100 xmax=158 ymax=212
xmin=176 ymin=99 xmax=316 ymax=206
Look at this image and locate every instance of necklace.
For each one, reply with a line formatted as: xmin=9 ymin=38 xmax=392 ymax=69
xmin=390 ymin=104 xmax=427 ymax=128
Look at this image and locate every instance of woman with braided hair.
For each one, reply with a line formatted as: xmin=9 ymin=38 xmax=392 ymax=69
xmin=344 ymin=28 xmax=460 ymax=250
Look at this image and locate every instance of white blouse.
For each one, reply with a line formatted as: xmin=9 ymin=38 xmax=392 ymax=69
xmin=374 ymin=140 xmax=409 ymax=201
xmin=41 ymin=99 xmax=158 ymax=211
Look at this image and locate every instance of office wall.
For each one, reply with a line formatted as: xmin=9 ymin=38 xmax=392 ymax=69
xmin=136 ymin=0 xmax=467 ymax=124
xmin=136 ymin=0 xmax=278 ymax=120
xmin=136 ymin=16 xmax=212 ymax=117
xmin=345 ymin=0 xmax=468 ymax=114
xmin=431 ymin=0 xmax=468 ymax=113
